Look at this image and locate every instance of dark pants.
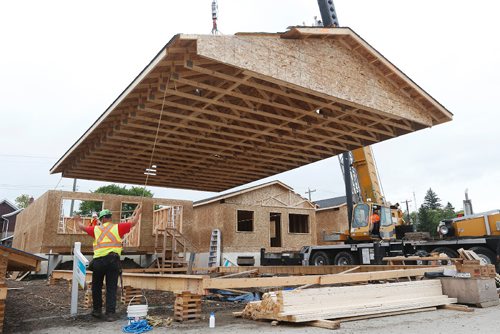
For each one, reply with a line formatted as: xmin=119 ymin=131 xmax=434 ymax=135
xmin=372 ymin=222 xmax=380 ymax=236
xmin=92 ymin=252 xmax=121 ymax=314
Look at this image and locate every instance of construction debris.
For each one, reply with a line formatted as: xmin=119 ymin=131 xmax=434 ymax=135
xmin=145 ymin=315 xmax=173 ymax=327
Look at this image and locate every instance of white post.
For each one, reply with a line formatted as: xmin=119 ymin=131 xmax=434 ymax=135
xmin=71 ymin=242 xmax=88 ymax=316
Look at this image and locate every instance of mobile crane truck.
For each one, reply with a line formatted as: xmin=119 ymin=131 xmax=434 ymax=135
xmin=261 ymin=1 xmax=500 ymax=268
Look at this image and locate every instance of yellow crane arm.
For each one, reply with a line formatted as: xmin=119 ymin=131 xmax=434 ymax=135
xmin=351 ymin=146 xmax=385 ymax=204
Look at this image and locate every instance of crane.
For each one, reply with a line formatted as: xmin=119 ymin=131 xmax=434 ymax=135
xmin=317 ymin=1 xmax=407 ymax=241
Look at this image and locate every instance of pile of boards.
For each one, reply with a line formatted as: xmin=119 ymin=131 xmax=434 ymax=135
xmin=456 ymin=248 xmax=497 ymax=280
xmin=242 ymin=280 xmax=456 ymax=323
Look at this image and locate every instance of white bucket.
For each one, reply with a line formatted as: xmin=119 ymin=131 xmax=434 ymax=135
xmin=127 ymin=295 xmax=148 ymax=324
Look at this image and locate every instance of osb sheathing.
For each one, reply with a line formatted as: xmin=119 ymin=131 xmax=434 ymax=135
xmin=192 ymin=184 xmax=316 ymax=252
xmin=196 ymin=35 xmax=432 ymax=126
xmin=315 ymin=205 xmax=349 ymax=245
xmin=12 ymin=190 xmax=193 ymax=254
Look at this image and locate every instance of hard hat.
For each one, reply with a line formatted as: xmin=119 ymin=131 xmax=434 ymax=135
xmin=98 ymin=209 xmax=112 ymax=219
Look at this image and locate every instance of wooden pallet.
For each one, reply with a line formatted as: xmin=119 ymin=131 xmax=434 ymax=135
xmin=82 ymin=282 xmax=106 ymax=309
xmin=121 ymin=286 xmax=144 ymax=305
xmin=174 ymin=292 xmax=202 ymax=322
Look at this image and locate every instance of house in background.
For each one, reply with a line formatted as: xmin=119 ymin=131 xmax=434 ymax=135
xmin=0 ymin=199 xmax=22 ymax=244
xmin=314 ymin=196 xmax=348 ymax=245
xmin=192 ymin=181 xmax=316 ymax=266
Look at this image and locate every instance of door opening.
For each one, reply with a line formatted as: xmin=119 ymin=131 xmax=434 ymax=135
xmin=270 ymin=213 xmax=282 ymax=247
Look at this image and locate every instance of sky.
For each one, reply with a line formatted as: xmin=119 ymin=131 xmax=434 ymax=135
xmin=1 ymin=0 xmax=499 ymax=214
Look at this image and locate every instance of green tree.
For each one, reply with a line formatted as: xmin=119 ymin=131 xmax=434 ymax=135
xmin=15 ymin=194 xmax=32 ymax=209
xmin=79 ymin=185 xmax=154 ymax=217
xmin=417 ymin=190 xmax=456 ymax=236
xmin=422 ymin=188 xmax=441 ymax=209
xmin=442 ymin=202 xmax=455 ymax=219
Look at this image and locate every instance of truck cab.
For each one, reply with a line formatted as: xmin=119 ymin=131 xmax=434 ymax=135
xmin=351 ymin=203 xmax=395 ymax=241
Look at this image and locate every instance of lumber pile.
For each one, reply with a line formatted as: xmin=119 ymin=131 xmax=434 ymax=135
xmin=456 ymin=249 xmax=496 ymax=278
xmin=242 ymin=280 xmax=456 ymax=323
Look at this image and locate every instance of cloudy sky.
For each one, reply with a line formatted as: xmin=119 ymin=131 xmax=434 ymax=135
xmin=1 ymin=0 xmax=499 ymax=213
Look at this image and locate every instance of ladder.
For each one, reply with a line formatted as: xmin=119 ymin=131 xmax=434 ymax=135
xmin=208 ymin=229 xmax=221 ymax=267
xmin=58 ymin=201 xmax=66 ymax=233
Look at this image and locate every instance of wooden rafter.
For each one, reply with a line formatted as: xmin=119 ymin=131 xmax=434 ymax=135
xmin=51 ymin=28 xmax=452 ymax=192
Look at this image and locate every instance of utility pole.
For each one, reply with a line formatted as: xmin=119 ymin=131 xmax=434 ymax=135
xmin=402 ymin=199 xmax=412 ymax=224
xmin=413 ymin=191 xmax=418 ymax=231
xmin=305 ymin=188 xmax=316 ymax=202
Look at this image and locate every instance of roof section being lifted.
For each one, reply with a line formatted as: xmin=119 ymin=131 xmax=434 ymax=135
xmin=50 ymin=27 xmax=452 ymax=192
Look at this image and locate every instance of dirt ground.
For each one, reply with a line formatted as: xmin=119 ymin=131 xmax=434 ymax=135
xmin=4 ymin=278 xmax=500 ymax=334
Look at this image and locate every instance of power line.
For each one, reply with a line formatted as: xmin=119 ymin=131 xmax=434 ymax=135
xmin=0 ymin=154 xmax=57 ymax=159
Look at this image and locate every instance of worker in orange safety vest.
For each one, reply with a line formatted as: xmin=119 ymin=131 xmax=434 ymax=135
xmin=75 ymin=206 xmax=141 ymax=321
xmin=370 ymin=208 xmax=381 ymax=238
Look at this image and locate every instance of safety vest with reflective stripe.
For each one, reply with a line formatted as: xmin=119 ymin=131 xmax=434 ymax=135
xmin=93 ymin=222 xmax=123 ymax=258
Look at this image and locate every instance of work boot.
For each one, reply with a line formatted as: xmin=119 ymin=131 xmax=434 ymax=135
xmin=105 ymin=312 xmax=120 ymax=322
xmin=91 ymin=309 xmax=103 ymax=319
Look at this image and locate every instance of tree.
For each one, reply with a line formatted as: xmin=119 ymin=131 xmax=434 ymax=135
xmin=442 ymin=202 xmax=455 ymax=219
xmin=78 ymin=185 xmax=154 ymax=217
xmin=15 ymin=194 xmax=32 ymax=209
xmin=417 ymin=190 xmax=456 ymax=236
xmin=422 ymin=188 xmax=441 ymax=209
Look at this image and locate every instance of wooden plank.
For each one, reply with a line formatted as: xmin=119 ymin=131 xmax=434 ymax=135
xmin=52 ymin=270 xmax=206 ymax=295
xmin=219 ymin=269 xmax=258 ymax=279
xmin=204 ymin=267 xmax=446 ymax=290
xmin=285 ymin=296 xmax=457 ymax=322
xmin=215 ymin=265 xmax=438 ymax=275
xmin=339 ymin=307 xmax=437 ymax=322
xmin=439 ymin=304 xmax=474 ymax=312
xmin=306 ymin=319 xmax=340 ymax=330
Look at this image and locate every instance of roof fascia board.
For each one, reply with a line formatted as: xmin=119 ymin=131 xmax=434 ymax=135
xmin=316 ymin=203 xmax=347 ymax=211
xmin=0 ymin=199 xmax=18 ymax=211
xmin=194 ymin=180 xmax=294 ymax=207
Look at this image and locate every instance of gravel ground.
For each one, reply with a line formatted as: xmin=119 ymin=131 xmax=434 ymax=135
xmin=4 ymin=278 xmax=500 ymax=334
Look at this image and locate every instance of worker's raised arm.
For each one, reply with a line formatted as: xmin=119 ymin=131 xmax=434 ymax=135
xmin=130 ymin=205 xmax=142 ymax=227
xmin=74 ymin=215 xmax=86 ymax=231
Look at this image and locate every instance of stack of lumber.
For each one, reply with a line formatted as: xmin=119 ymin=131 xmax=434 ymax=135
xmin=242 ymin=280 xmax=456 ymax=323
xmin=174 ymin=292 xmax=202 ymax=322
xmin=456 ymin=249 xmax=496 ymax=278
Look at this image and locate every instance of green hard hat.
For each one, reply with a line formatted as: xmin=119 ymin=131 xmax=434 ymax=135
xmin=98 ymin=209 xmax=112 ymax=219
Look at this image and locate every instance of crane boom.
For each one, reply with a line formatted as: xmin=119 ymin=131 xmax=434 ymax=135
xmin=352 ymin=147 xmax=385 ymax=204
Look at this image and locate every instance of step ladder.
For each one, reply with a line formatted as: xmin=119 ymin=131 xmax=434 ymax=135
xmin=208 ymin=229 xmax=221 ymax=267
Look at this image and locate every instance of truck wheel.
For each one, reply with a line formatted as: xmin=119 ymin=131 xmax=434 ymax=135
xmin=310 ymin=251 xmax=330 ymax=266
xmin=334 ymin=251 xmax=357 ymax=265
xmin=469 ymin=246 xmax=496 ymax=265
xmin=431 ymin=247 xmax=459 ymax=265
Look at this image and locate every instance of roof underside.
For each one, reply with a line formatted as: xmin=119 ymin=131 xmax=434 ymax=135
xmin=51 ymin=27 xmax=452 ymax=192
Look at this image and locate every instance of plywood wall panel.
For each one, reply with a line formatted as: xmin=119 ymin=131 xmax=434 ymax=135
xmin=316 ymin=206 xmax=349 ymax=245
xmin=197 ymin=35 xmax=432 ymax=126
xmin=13 ymin=190 xmax=193 ymax=254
